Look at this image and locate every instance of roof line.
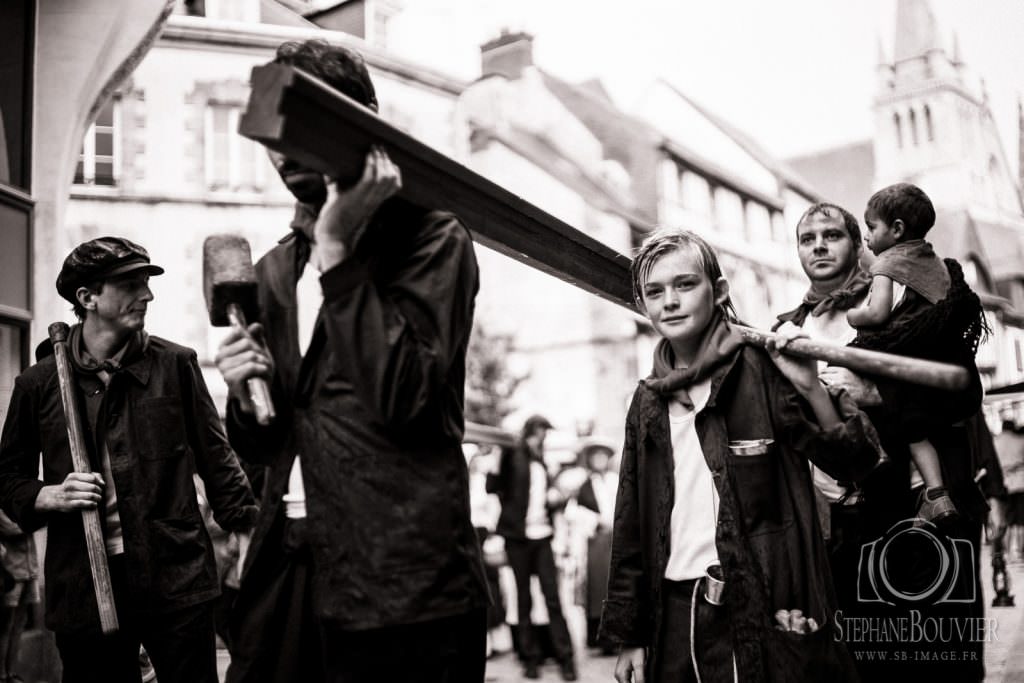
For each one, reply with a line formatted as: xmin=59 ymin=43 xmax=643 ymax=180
xmin=471 ymin=123 xmax=653 ymax=230
xmin=160 ymin=14 xmax=468 ymax=96
xmin=654 ymin=79 xmax=822 ymax=200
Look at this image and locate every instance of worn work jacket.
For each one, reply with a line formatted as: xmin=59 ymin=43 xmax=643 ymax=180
xmin=226 ymin=199 xmax=490 ymax=630
xmin=0 ymin=336 xmax=257 ymax=634
xmin=600 ymin=345 xmax=880 ymax=682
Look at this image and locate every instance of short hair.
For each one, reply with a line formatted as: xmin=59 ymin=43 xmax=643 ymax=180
xmin=630 ymin=228 xmax=738 ymax=322
xmin=865 ymin=182 xmax=936 ymax=239
xmin=72 ymin=281 xmax=104 ymax=320
xmin=796 ymin=202 xmax=862 ymax=247
xmin=274 ymin=40 xmax=378 ymax=111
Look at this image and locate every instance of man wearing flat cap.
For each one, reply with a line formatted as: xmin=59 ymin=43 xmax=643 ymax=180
xmin=0 ymin=236 xmax=257 ymax=683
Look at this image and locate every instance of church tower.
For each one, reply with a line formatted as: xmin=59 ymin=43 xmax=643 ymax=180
xmin=873 ymin=0 xmax=1021 ymax=215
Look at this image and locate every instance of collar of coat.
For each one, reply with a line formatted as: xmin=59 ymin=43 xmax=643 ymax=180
xmin=633 ymin=341 xmax=745 ymax=450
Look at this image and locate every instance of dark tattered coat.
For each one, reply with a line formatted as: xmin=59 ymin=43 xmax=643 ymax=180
xmin=601 ymin=345 xmax=879 ymax=682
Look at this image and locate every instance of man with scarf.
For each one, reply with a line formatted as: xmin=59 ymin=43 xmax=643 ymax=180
xmin=775 ymin=203 xmax=885 ymax=563
xmin=214 ymin=40 xmax=489 ymax=683
xmin=0 ymin=236 xmax=257 ymax=683
xmin=776 ymin=202 xmax=990 ymax=682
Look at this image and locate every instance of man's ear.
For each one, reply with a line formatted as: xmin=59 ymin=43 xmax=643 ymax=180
xmin=75 ymin=286 xmax=97 ymax=313
xmin=713 ymin=277 xmax=730 ymax=308
xmin=892 ymin=219 xmax=906 ymax=239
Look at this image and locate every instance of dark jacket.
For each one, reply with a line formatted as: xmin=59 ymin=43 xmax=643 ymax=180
xmin=0 ymin=336 xmax=257 ymax=634
xmin=600 ymin=345 xmax=879 ymax=682
xmin=226 ymin=200 xmax=490 ymax=630
xmin=486 ymin=443 xmax=559 ymax=540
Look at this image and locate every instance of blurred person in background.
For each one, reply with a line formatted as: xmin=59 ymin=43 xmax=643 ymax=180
xmin=467 ymin=446 xmax=511 ymax=656
xmin=487 ymin=415 xmax=577 ymax=681
xmin=994 ymin=413 xmax=1024 ymax=560
xmin=0 ymin=510 xmax=37 ymax=683
xmin=573 ymin=437 xmax=618 ymax=655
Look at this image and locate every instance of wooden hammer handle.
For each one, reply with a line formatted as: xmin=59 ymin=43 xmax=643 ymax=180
xmin=734 ymin=325 xmax=970 ymax=391
xmin=225 ymin=304 xmax=276 ymax=426
xmin=47 ymin=323 xmax=119 ymax=634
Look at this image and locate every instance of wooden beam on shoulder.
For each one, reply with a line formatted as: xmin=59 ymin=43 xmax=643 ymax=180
xmin=239 ymin=63 xmax=635 ymax=310
xmin=239 ymin=63 xmax=969 ymax=392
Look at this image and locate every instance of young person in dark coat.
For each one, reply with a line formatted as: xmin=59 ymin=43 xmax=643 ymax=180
xmin=0 ymin=237 xmax=258 ymax=683
xmin=574 ymin=438 xmax=618 ymax=654
xmin=215 ymin=40 xmax=490 ymax=683
xmin=486 ymin=415 xmax=577 ymax=680
xmin=602 ymin=229 xmax=880 ymax=683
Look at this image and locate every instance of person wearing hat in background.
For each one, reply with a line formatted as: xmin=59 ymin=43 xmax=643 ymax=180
xmin=0 ymin=236 xmax=257 ymax=683
xmin=573 ymin=437 xmax=618 ymax=656
xmin=486 ymin=414 xmax=577 ymax=681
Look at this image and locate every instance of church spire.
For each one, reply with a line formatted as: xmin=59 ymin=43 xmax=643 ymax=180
xmin=894 ymin=0 xmax=942 ymax=62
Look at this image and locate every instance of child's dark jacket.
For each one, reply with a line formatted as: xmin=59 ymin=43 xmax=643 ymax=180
xmin=600 ymin=345 xmax=879 ymax=682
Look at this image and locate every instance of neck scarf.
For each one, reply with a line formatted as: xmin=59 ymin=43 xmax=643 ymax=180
xmin=803 ymin=263 xmax=872 ymax=317
xmin=643 ymin=313 xmax=743 ymax=409
xmin=69 ymin=323 xmax=148 ymax=376
xmin=775 ymin=263 xmax=871 ymax=329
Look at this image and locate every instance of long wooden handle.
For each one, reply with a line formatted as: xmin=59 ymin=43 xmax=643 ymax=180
xmin=47 ymin=323 xmax=119 ymax=634
xmin=734 ymin=325 xmax=969 ymax=391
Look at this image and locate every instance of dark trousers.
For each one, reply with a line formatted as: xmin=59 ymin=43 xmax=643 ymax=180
xmin=229 ymin=517 xmax=487 ymax=683
xmin=55 ymin=555 xmax=217 ymax=683
xmin=504 ymin=536 xmax=573 ymax=665
xmin=226 ymin=518 xmax=323 ymax=683
xmin=653 ymin=579 xmax=732 ymax=683
xmin=320 ymin=609 xmax=487 ymax=683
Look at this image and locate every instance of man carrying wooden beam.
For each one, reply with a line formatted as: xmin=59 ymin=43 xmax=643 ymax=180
xmin=215 ymin=39 xmax=490 ymax=683
xmin=0 ymin=236 xmax=258 ymax=683
xmin=775 ymin=201 xmax=990 ymax=682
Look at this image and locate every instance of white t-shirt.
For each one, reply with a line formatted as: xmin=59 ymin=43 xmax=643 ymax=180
xmin=802 ymin=309 xmax=857 ymax=503
xmin=283 ymin=252 xmax=324 ymax=520
xmin=525 ymin=460 xmax=554 ymax=539
xmin=664 ymin=379 xmax=720 ymax=581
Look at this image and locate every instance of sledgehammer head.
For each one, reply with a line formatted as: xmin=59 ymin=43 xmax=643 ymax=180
xmin=202 ymin=234 xmax=260 ymax=327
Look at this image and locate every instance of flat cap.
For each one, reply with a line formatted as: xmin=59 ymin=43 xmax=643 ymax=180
xmin=56 ymin=236 xmax=164 ymax=304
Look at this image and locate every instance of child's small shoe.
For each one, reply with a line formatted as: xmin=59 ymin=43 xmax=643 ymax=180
xmin=916 ymin=486 xmax=959 ymax=526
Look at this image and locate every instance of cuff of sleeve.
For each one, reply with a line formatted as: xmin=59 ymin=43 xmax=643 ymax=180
xmin=17 ymin=481 xmax=50 ymax=533
xmin=222 ymin=504 xmax=259 ymax=532
xmin=598 ymin=598 xmax=651 ymax=647
xmin=320 ymin=258 xmax=372 ymax=300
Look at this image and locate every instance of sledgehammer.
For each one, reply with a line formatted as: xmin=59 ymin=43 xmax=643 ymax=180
xmin=203 ymin=234 xmax=276 ymax=425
